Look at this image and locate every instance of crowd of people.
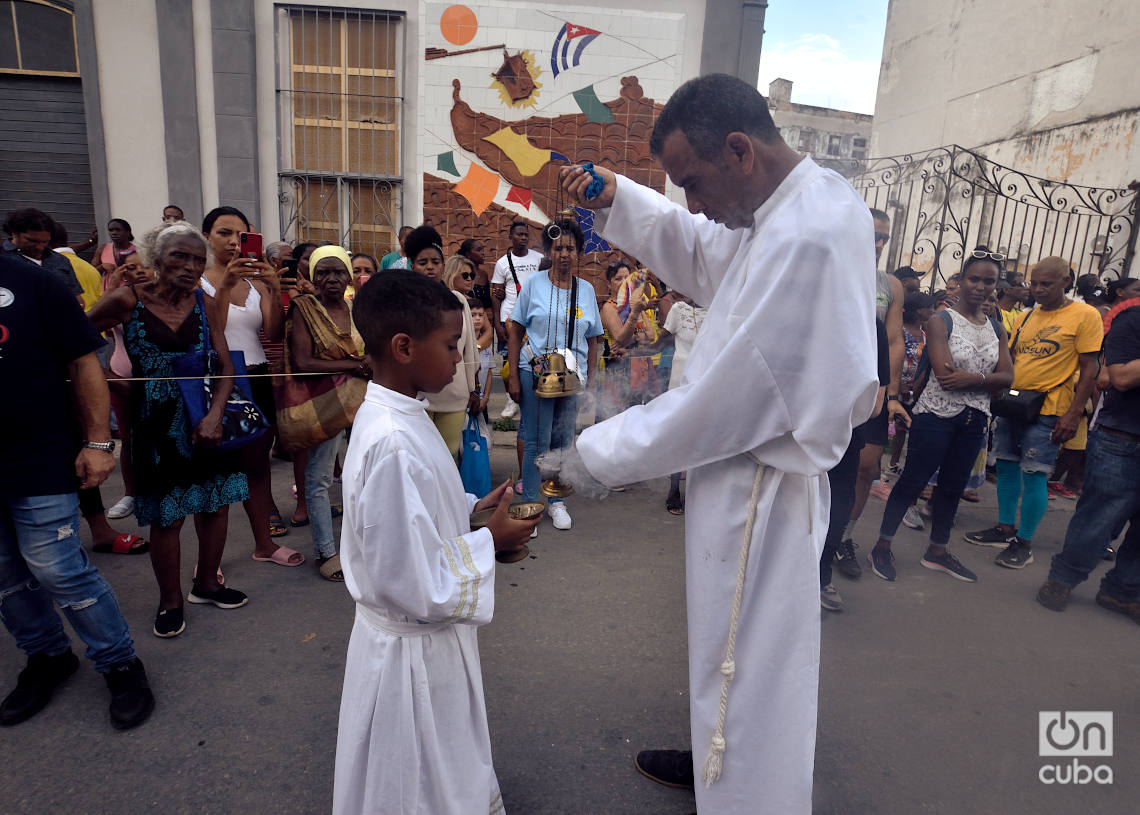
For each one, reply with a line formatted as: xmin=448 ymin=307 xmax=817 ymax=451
xmin=1 ymin=71 xmax=1137 ymax=814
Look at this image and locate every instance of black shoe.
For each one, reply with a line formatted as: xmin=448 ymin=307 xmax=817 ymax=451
xmin=868 ymin=546 xmax=896 ymax=581
xmin=634 ymin=749 xmax=694 ymax=789
xmin=1037 ymin=580 xmax=1071 ymax=612
xmin=965 ymin=525 xmax=1017 ymax=548
xmin=104 ymin=657 xmax=155 ymax=730
xmin=834 ymin=539 xmax=862 ymax=579
xmin=995 ymin=539 xmax=1034 ymax=569
xmin=187 ymin=584 xmax=248 ymax=609
xmin=153 ymin=606 xmax=185 ymax=638
xmin=920 ymin=549 xmax=977 ymax=582
xmin=0 ymin=648 xmax=79 ymax=726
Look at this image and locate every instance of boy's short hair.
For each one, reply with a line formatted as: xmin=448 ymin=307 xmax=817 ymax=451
xmin=353 ymin=270 xmax=463 ymax=355
xmin=467 ymin=298 xmax=484 ymax=312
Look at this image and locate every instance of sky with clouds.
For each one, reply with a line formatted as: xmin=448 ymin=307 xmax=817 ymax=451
xmin=757 ymin=0 xmax=889 ymax=115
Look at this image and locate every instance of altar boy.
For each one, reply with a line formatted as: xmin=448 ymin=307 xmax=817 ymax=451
xmin=333 ymin=271 xmax=538 ymax=814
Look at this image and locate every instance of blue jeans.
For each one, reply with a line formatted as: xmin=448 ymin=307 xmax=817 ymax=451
xmin=0 ymin=493 xmax=136 ymax=672
xmin=518 ymin=369 xmax=578 ymax=503
xmin=879 ymin=408 xmax=987 ymax=547
xmin=305 ymin=431 xmax=343 ymax=560
xmin=1048 ymin=429 xmax=1140 ymax=601
xmin=992 ymin=414 xmax=1060 ymax=474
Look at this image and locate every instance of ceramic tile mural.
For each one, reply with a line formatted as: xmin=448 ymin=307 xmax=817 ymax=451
xmin=419 ymin=1 xmax=688 ymax=292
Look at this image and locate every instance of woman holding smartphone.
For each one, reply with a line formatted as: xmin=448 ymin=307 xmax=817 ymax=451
xmin=200 ymin=207 xmax=304 ymax=566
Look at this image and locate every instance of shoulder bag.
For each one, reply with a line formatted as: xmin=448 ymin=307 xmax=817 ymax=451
xmin=990 ymin=307 xmax=1049 ymax=424
xmin=173 ymin=289 xmax=269 ymax=450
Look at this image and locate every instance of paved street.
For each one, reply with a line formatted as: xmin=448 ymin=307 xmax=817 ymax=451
xmin=2 ymin=409 xmax=1136 ymax=814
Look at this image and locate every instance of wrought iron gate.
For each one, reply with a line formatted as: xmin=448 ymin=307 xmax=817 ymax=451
xmin=851 ymin=145 xmax=1139 ymax=287
xmin=275 ymin=5 xmax=405 ymax=257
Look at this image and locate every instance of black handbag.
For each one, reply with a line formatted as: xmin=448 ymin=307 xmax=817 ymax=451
xmin=990 ymin=307 xmax=1048 ymax=424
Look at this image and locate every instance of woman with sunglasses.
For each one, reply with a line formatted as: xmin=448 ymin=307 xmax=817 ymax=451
xmin=444 ymin=254 xmax=477 ymax=298
xmin=868 ymin=250 xmax=1014 ymax=582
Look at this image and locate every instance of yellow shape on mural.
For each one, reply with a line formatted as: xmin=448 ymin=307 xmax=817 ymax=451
xmin=482 ymin=127 xmax=551 ymax=178
xmin=453 ymin=163 xmax=499 ymax=216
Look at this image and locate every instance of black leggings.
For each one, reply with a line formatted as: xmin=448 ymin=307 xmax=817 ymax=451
xmin=820 ymin=435 xmax=862 ymax=586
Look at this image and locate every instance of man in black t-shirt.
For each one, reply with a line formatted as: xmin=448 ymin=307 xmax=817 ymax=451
xmin=1038 ymin=304 xmax=1140 ymax=622
xmin=0 ymin=254 xmax=154 ymax=730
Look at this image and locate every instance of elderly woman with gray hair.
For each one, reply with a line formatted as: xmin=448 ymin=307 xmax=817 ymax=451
xmin=87 ymin=221 xmax=250 ymax=639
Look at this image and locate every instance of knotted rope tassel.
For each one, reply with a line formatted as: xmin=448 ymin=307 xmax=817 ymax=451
xmin=701 ymin=462 xmax=766 ymax=786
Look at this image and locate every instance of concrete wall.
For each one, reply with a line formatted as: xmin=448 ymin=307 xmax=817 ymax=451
xmin=91 ymin=0 xmax=169 ymax=232
xmin=872 ymin=0 xmax=1140 ymax=188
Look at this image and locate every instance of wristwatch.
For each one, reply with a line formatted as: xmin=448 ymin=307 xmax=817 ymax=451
xmin=887 ymin=394 xmax=900 ymax=402
xmin=83 ymin=440 xmax=116 ymax=453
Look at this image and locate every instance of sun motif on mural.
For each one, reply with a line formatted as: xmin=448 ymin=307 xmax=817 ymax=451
xmin=490 ymin=49 xmax=542 ymax=108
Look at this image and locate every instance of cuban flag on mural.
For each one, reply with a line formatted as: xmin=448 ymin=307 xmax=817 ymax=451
xmin=550 ymin=22 xmax=601 ymax=78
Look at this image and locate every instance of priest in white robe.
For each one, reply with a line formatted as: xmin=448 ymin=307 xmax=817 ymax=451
xmin=563 ymin=74 xmax=879 ymax=813
xmin=333 ymin=381 xmax=506 ymax=815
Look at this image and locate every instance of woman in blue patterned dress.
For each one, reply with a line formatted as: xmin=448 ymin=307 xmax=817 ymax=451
xmin=88 ymin=222 xmax=249 ymax=638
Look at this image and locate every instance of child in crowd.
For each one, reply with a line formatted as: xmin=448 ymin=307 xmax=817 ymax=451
xmin=470 ymin=298 xmax=495 ymax=416
xmin=332 ymin=271 xmax=538 ymax=814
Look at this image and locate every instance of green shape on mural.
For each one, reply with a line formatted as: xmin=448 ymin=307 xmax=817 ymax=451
xmin=572 ymin=86 xmax=614 ymax=124
xmin=436 ymin=151 xmax=460 ymax=176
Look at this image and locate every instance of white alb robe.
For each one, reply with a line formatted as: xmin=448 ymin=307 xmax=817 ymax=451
xmin=333 ymin=383 xmax=503 ymax=815
xmin=578 ymin=158 xmax=879 ymax=813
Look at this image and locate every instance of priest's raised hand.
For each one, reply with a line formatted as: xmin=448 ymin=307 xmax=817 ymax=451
xmin=560 ymin=163 xmax=616 ymax=210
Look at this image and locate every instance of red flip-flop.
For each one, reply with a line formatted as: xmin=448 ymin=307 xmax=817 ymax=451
xmin=93 ymin=533 xmax=149 ymax=555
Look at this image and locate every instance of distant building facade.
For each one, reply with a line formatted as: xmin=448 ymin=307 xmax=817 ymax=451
xmin=767 ymin=78 xmax=872 ymax=178
xmin=866 ymin=0 xmax=1139 ymax=280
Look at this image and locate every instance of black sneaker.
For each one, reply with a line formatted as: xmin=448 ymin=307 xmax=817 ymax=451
xmin=1037 ymin=580 xmax=1071 ymax=612
xmin=868 ymin=546 xmax=896 ymax=581
xmin=1095 ymin=590 xmax=1140 ymax=624
xmin=187 ymin=584 xmax=249 ymax=609
xmin=995 ymin=539 xmax=1034 ymax=569
xmin=104 ymin=657 xmax=155 ymax=730
xmin=834 ymin=539 xmax=863 ymax=579
xmin=920 ymin=549 xmax=977 ymax=582
xmin=634 ymin=749 xmax=694 ymax=789
xmin=153 ymin=607 xmax=185 ymax=638
xmin=964 ymin=525 xmax=1017 ymax=548
xmin=0 ymin=648 xmax=79 ymax=726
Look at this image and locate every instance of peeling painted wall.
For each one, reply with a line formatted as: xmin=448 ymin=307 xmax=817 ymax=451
xmin=872 ymin=0 xmax=1140 ymax=189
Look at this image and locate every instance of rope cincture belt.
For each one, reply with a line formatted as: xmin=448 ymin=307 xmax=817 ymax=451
xmin=701 ymin=461 xmax=766 ymax=786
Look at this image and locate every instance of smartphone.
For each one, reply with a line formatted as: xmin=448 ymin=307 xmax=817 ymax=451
xmin=280 ymin=258 xmax=298 ymax=283
xmin=239 ymin=231 xmax=263 ymax=260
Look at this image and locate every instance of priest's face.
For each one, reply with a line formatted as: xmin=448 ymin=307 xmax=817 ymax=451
xmin=414 ymin=309 xmax=464 ymax=393
xmin=659 ymin=131 xmax=755 ymax=229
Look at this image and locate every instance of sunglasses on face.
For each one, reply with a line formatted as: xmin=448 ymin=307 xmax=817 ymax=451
xmin=971 ymin=249 xmax=1006 ymax=262
xmin=460 ymin=272 xmax=475 ymax=280
xmin=874 ymin=232 xmax=890 ymax=243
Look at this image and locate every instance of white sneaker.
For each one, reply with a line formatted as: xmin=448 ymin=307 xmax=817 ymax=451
xmin=549 ymin=502 xmax=572 ymax=530
xmin=106 ymin=496 xmax=135 ymax=519
xmin=500 ymin=400 xmax=519 ymax=419
xmin=902 ymin=506 xmax=925 ymax=530
xmin=530 ymin=526 xmax=539 ymax=539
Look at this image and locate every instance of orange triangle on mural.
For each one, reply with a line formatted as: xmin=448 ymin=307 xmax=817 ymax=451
xmin=505 ymin=185 xmax=532 ymax=210
xmin=453 ymin=163 xmax=500 ymax=216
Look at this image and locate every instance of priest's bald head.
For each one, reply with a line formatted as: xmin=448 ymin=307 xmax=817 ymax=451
xmin=650 ymin=73 xmax=802 ymax=230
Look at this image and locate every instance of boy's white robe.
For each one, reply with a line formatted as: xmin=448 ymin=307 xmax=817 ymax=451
xmin=333 ymin=383 xmax=503 ymax=815
xmin=578 ymin=158 xmax=878 ymax=813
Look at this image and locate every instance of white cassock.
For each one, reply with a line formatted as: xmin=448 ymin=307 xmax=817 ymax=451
xmin=578 ymin=158 xmax=878 ymax=813
xmin=333 ymin=383 xmax=504 ymax=815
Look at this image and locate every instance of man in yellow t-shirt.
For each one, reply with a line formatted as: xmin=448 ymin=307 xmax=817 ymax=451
xmin=996 ymin=280 xmax=1025 ymax=334
xmin=966 ymin=257 xmax=1102 ymax=569
xmin=49 ymin=223 xmax=103 ymax=310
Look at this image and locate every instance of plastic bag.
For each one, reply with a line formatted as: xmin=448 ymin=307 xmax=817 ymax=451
xmin=459 ymin=414 xmax=492 ymax=497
